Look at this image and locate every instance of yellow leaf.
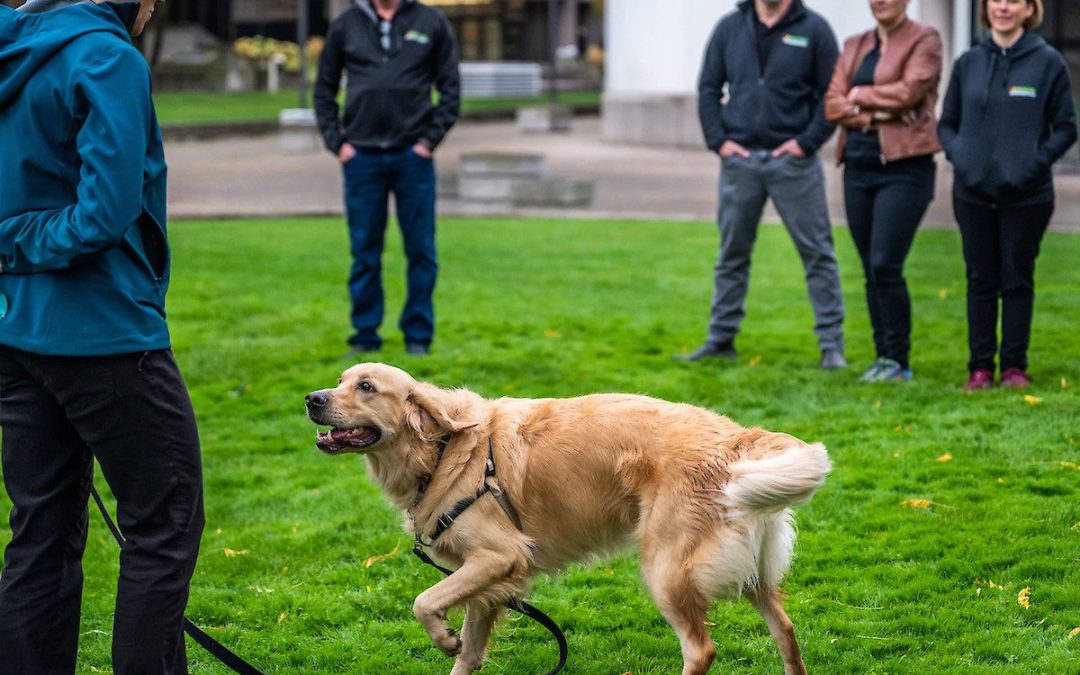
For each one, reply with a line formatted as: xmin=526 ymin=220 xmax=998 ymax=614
xmin=1024 ymin=395 xmax=1042 ymax=405
xmin=976 ymin=588 xmax=981 ymax=596
xmin=975 ymin=578 xmax=1003 ymax=590
xmin=1068 ymin=627 xmax=1080 ymax=640
xmin=749 ymin=355 xmax=763 ymax=367
xmin=873 ymin=400 xmax=882 ymax=409
xmin=363 ymin=541 xmax=401 ymax=568
xmin=996 ymin=477 xmax=1005 ymax=484
xmin=937 ymin=453 xmax=953 ymax=463
xmin=1061 ymin=378 xmax=1069 ymax=390
xmin=901 ymin=498 xmax=932 ymax=510
xmin=310 ymin=488 xmax=320 ymax=495
xmin=366 ymin=585 xmax=372 ymax=593
xmin=938 ymin=288 xmax=948 ymax=300
xmin=1072 ymin=521 xmax=1080 ymax=531
xmin=214 ymin=528 xmax=223 ymax=536
xmin=1017 ymin=587 xmax=1031 ymax=609
xmin=278 ymin=613 xmax=288 ymax=623
xmin=223 ymin=548 xmax=249 ymax=558
xmin=543 ymin=328 xmax=560 ymax=338
xmin=281 ymin=566 xmax=289 ymax=574
xmin=1060 ymin=461 xmax=1080 ymax=471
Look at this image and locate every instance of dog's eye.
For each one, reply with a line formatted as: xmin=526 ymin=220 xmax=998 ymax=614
xmin=358 ymin=380 xmax=374 ymax=393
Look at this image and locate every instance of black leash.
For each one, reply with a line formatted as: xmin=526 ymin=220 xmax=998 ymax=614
xmin=89 ymin=483 xmax=265 ymax=675
xmin=411 ymin=437 xmax=567 ymax=674
xmin=411 ymin=544 xmax=568 ymax=675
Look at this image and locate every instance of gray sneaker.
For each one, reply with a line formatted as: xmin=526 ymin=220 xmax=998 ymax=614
xmin=819 ymin=349 xmax=848 ymax=370
xmin=405 ymin=342 xmax=430 ymax=356
xmin=674 ymin=341 xmax=736 ymax=362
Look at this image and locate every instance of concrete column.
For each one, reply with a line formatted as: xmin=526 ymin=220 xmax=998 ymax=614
xmin=557 ymin=0 xmax=578 ymax=55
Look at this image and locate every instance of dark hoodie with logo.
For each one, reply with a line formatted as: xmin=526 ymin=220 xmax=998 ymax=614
xmin=314 ymin=0 xmax=460 ymax=154
xmin=698 ymin=0 xmax=838 ymax=155
xmin=938 ymin=31 xmax=1078 ymax=207
xmin=0 ymin=1 xmax=171 ymax=356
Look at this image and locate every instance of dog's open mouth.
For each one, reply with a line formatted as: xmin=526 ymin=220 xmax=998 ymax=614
xmin=315 ymin=426 xmax=381 ymax=452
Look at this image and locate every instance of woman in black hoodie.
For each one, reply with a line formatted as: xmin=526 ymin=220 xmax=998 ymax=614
xmin=939 ymin=0 xmax=1077 ymax=391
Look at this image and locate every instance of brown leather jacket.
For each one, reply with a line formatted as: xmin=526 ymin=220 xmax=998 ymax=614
xmin=825 ymin=17 xmax=943 ymax=165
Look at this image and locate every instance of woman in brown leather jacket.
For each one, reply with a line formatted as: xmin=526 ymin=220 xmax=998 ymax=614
xmin=825 ymin=0 xmax=942 ymax=382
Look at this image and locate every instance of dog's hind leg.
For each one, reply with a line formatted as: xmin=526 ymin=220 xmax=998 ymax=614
xmin=449 ymin=603 xmax=499 ymax=675
xmin=641 ymin=546 xmax=716 ymax=675
xmin=746 ymin=589 xmax=807 ymax=675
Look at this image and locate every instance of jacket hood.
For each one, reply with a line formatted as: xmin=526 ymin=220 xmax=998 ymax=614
xmin=0 ymin=1 xmax=138 ymax=107
xmin=354 ymin=0 xmax=416 ymax=24
xmin=737 ymin=0 xmax=807 ymax=25
xmin=978 ymin=29 xmax=1046 ymax=60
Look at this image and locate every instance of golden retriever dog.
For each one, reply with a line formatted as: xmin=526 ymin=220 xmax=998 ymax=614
xmin=305 ymin=363 xmax=830 ymax=675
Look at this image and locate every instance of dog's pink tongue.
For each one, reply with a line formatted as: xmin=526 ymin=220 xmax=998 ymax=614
xmin=330 ymin=427 xmax=377 ymax=445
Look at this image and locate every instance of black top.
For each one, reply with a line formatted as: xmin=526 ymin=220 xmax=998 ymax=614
xmin=698 ymin=0 xmax=839 ymax=154
xmin=314 ymin=0 xmax=461 ymax=154
xmin=938 ymin=31 xmax=1078 ymax=207
xmin=844 ymin=40 xmax=883 ymax=164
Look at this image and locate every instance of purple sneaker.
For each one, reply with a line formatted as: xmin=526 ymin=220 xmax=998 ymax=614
xmin=964 ymin=369 xmax=994 ymax=391
xmin=1000 ymin=368 xmax=1031 ymax=389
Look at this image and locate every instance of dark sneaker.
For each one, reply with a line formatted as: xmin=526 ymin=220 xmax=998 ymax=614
xmin=1000 ymin=367 xmax=1030 ymax=388
xmin=673 ymin=341 xmax=736 ymax=362
xmin=405 ymin=342 xmax=430 ymax=356
xmin=964 ymin=369 xmax=994 ymax=391
xmin=860 ymin=357 xmax=911 ymax=382
xmin=819 ymin=349 xmax=848 ymax=370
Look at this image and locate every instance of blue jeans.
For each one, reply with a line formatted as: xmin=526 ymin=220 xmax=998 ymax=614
xmin=342 ymin=147 xmax=437 ymax=349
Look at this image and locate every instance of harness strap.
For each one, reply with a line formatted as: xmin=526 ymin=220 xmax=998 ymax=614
xmin=422 ymin=438 xmax=520 ymax=544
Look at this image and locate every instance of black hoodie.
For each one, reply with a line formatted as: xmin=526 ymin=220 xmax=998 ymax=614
xmin=698 ymin=0 xmax=838 ymax=155
xmin=938 ymin=31 xmax=1078 ymax=207
xmin=314 ymin=0 xmax=460 ymax=154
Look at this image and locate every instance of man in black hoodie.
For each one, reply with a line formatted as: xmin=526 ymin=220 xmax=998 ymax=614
xmin=681 ymin=0 xmax=845 ymax=369
xmin=315 ymin=0 xmax=459 ymax=357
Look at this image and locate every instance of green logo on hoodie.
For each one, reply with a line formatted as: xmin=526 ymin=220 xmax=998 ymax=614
xmin=405 ymin=30 xmax=430 ymax=45
xmin=1008 ymin=85 xmax=1036 ymax=98
xmin=782 ymin=33 xmax=809 ymax=48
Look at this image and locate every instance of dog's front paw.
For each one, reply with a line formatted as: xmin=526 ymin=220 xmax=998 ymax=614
xmin=434 ymin=626 xmax=463 ymax=657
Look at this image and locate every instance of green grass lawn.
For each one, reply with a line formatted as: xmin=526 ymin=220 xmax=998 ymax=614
xmin=152 ymin=90 xmax=601 ymax=126
xmin=2 ymin=217 xmax=1079 ymax=673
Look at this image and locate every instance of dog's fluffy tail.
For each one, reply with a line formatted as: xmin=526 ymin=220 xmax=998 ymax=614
xmin=723 ymin=443 xmax=831 ymax=513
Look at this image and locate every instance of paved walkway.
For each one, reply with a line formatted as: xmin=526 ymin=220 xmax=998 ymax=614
xmin=166 ymin=117 xmax=1080 ymax=231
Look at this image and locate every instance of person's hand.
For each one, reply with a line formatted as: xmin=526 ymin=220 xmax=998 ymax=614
xmin=338 ymin=142 xmax=357 ymax=164
xmin=771 ymin=138 xmax=806 ymax=158
xmin=718 ymin=140 xmax=751 ymax=158
xmin=847 ymin=86 xmax=861 ymax=103
xmin=411 ymin=142 xmax=433 ymax=159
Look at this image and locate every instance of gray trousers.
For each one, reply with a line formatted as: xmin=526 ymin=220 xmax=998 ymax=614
xmin=708 ymin=150 xmax=844 ymax=352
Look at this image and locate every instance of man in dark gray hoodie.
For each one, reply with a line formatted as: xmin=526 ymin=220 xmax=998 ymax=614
xmin=682 ymin=0 xmax=846 ymax=369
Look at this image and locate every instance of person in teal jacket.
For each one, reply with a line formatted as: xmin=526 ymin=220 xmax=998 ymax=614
xmin=0 ymin=2 xmax=204 ymax=673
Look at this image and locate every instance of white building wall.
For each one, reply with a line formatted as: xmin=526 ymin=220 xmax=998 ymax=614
xmin=602 ymin=0 xmax=958 ymax=146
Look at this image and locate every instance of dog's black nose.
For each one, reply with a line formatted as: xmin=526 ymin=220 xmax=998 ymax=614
xmin=306 ymin=391 xmax=329 ymax=408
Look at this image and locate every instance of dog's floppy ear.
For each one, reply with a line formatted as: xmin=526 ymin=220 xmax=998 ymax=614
xmin=406 ymin=383 xmax=474 ymax=440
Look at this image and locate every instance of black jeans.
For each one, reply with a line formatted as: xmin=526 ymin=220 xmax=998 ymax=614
xmin=0 ymin=348 xmax=204 ymax=675
xmin=953 ymin=197 xmax=1054 ymax=373
xmin=844 ymin=156 xmax=935 ymax=368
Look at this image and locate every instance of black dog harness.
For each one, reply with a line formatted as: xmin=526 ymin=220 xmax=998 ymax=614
xmin=410 ymin=436 xmax=567 ymax=675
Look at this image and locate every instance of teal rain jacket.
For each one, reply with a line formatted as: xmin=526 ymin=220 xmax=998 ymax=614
xmin=0 ymin=1 xmax=171 ymax=356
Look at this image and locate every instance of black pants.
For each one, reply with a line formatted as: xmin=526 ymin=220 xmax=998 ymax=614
xmin=844 ymin=157 xmax=935 ymax=369
xmin=0 ymin=348 xmax=204 ymax=675
xmin=953 ymin=197 xmax=1053 ymax=373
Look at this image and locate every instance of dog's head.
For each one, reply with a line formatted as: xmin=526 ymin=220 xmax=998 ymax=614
xmin=305 ymin=362 xmax=473 ymax=456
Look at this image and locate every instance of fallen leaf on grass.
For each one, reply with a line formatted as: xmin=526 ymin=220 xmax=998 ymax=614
xmin=1068 ymin=627 xmax=1080 ymax=640
xmin=975 ymin=578 xmax=1003 ymax=590
xmin=1017 ymin=587 xmax=1032 ymax=609
xmin=1072 ymin=521 xmax=1080 ymax=532
xmin=223 ymin=548 xmax=249 ymax=558
xmin=1062 ymin=378 xmax=1069 ymax=390
xmin=873 ymin=400 xmax=882 ymax=409
xmin=937 ymin=453 xmax=953 ymax=463
xmin=900 ymin=498 xmax=932 ymax=510
xmin=543 ymin=328 xmax=560 ymax=338
xmin=363 ymin=541 xmax=401 ymax=568
xmin=938 ymin=288 xmax=948 ymax=300
xmin=1024 ymin=395 xmax=1042 ymax=405
xmin=749 ymin=355 xmax=762 ymax=367
xmin=278 ymin=613 xmax=288 ymax=623
xmin=1060 ymin=461 xmax=1080 ymax=471
xmin=996 ymin=477 xmax=1005 ymax=484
